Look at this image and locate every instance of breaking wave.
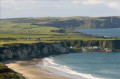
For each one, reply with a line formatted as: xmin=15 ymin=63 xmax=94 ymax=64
xmin=37 ymin=57 xmax=106 ymax=79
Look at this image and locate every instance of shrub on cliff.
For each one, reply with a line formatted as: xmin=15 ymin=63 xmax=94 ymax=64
xmin=0 ymin=62 xmax=24 ymax=79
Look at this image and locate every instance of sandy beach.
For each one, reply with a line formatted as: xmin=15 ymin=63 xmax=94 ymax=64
xmin=5 ymin=58 xmax=69 ymax=79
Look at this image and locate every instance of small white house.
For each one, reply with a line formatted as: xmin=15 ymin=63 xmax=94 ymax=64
xmin=93 ymin=46 xmax=99 ymax=49
xmin=70 ymin=46 xmax=76 ymax=49
xmin=87 ymin=47 xmax=93 ymax=49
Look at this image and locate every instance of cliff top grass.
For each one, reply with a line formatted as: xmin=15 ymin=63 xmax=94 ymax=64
xmin=0 ymin=17 xmax=120 ymax=46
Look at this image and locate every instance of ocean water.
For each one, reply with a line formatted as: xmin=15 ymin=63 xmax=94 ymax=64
xmin=76 ymin=28 xmax=120 ymax=37
xmin=39 ymin=52 xmax=120 ymax=79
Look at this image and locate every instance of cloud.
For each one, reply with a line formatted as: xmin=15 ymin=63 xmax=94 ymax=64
xmin=1 ymin=0 xmax=45 ymax=11
xmin=72 ymin=0 xmax=120 ymax=10
xmin=106 ymin=1 xmax=120 ymax=9
xmin=1 ymin=0 xmax=120 ymax=18
xmin=72 ymin=0 xmax=80 ymax=4
xmin=82 ymin=0 xmax=102 ymax=5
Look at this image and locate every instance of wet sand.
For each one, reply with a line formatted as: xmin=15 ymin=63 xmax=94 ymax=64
xmin=5 ymin=59 xmax=69 ymax=79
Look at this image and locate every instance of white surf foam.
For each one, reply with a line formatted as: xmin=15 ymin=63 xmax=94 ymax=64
xmin=37 ymin=57 xmax=107 ymax=79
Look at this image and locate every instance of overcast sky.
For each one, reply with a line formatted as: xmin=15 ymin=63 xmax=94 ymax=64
xmin=0 ymin=0 xmax=120 ymax=19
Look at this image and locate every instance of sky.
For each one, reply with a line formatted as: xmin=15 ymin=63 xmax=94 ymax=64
xmin=0 ymin=0 xmax=120 ymax=19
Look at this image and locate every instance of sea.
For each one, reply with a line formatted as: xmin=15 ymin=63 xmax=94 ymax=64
xmin=37 ymin=28 xmax=120 ymax=79
xmin=37 ymin=52 xmax=120 ymax=79
xmin=76 ymin=28 xmax=120 ymax=37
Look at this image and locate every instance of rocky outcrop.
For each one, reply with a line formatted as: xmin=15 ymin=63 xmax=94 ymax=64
xmin=61 ymin=40 xmax=120 ymax=52
xmin=0 ymin=43 xmax=71 ymax=61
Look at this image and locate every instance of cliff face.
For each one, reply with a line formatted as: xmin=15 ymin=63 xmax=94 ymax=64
xmin=0 ymin=40 xmax=120 ymax=61
xmin=0 ymin=43 xmax=70 ymax=61
xmin=0 ymin=43 xmax=71 ymax=79
xmin=61 ymin=40 xmax=120 ymax=52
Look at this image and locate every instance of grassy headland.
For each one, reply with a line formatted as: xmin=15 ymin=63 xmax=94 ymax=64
xmin=0 ymin=16 xmax=120 ymax=46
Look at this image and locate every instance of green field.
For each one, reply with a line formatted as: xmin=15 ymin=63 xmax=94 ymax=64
xmin=0 ymin=17 xmax=120 ymax=46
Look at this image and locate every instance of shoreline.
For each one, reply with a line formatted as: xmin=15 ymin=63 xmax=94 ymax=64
xmin=39 ymin=57 xmax=102 ymax=79
xmin=5 ymin=58 xmax=69 ymax=79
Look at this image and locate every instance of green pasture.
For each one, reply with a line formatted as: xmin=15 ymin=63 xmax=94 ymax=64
xmin=0 ymin=18 xmax=119 ymax=46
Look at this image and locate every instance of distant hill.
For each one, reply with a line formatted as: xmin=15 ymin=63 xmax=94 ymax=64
xmin=1 ymin=16 xmax=120 ymax=29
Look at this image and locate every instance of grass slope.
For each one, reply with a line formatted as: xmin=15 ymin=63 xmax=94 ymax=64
xmin=0 ymin=63 xmax=24 ymax=79
xmin=0 ymin=17 xmax=120 ymax=46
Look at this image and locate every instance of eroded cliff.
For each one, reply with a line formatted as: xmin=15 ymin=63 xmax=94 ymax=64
xmin=0 ymin=43 xmax=71 ymax=61
xmin=61 ymin=40 xmax=120 ymax=52
xmin=0 ymin=40 xmax=120 ymax=61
